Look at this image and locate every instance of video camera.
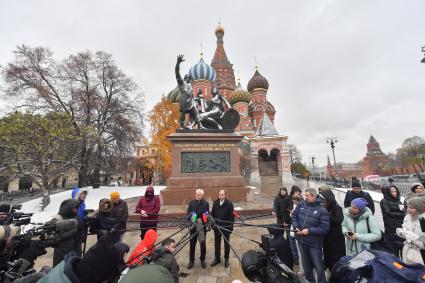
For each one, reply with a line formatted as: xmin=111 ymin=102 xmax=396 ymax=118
xmin=241 ymin=234 xmax=306 ymax=283
xmin=0 ymin=204 xmax=33 ymax=226
xmin=7 ymin=224 xmax=56 ymax=261
xmin=0 ymin=223 xmax=56 ymax=282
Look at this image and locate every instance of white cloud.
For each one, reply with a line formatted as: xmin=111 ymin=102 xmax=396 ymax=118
xmin=1 ymin=0 xmax=424 ymax=166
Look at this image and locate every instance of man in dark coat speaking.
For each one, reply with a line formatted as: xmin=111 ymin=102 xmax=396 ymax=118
xmin=211 ymin=190 xmax=234 ymax=268
xmin=186 ymin=189 xmax=210 ymax=269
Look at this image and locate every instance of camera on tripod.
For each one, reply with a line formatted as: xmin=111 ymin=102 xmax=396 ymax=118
xmin=241 ymin=234 xmax=306 ymax=283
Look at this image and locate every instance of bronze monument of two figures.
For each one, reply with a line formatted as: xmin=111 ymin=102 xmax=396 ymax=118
xmin=175 ymin=54 xmax=239 ymax=131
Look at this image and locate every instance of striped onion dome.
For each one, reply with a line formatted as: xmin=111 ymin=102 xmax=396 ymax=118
xmin=189 ymin=58 xmax=216 ymax=82
xmin=167 ymin=85 xmax=180 ymax=103
xmin=230 ymin=81 xmax=251 ymax=105
xmin=247 ymin=69 xmax=269 ymax=92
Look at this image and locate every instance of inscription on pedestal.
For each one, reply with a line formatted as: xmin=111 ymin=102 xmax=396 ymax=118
xmin=176 ymin=143 xmax=236 ymax=151
xmin=182 ymin=151 xmax=230 ymax=173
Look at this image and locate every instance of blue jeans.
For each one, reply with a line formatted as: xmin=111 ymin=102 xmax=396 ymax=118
xmin=289 ymin=235 xmax=299 ymax=262
xmin=298 ymin=243 xmax=327 ymax=283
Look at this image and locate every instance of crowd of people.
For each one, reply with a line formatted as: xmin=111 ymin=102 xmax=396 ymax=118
xmin=1 ymin=180 xmax=425 ymax=282
xmin=0 ymin=186 xmax=238 ymax=283
xmin=271 ymin=179 xmax=425 ymax=283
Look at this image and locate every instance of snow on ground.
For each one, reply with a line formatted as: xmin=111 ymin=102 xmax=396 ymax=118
xmin=332 ymin=187 xmax=405 ymax=203
xmin=20 ymin=185 xmax=165 ymax=224
xmin=307 ymin=180 xmax=404 ymax=203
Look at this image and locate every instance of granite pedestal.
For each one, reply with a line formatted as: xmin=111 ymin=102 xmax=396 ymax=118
xmin=161 ymin=130 xmax=251 ymax=205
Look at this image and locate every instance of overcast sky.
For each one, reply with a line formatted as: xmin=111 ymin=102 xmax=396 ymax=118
xmin=1 ymin=0 xmax=424 ymax=166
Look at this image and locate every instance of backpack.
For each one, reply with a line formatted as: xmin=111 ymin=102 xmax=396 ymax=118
xmin=331 ymin=249 xmax=425 ymax=283
xmin=366 ymin=217 xmax=387 ymax=251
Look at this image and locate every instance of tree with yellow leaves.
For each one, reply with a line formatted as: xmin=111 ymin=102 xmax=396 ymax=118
xmin=148 ymin=95 xmax=179 ymax=178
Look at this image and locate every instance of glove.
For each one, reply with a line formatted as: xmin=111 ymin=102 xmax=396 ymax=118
xmin=20 ymin=240 xmax=47 ymax=262
xmin=396 ymin=228 xmax=406 ymax=239
xmin=187 ymin=222 xmax=195 ymax=231
xmin=405 ymin=231 xmax=420 ymax=243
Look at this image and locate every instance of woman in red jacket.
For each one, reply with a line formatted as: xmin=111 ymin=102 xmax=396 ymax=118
xmin=135 ymin=186 xmax=161 ymax=240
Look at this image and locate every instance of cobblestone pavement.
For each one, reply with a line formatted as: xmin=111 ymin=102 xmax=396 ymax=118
xmin=34 ymin=218 xmax=277 ymax=283
xmin=33 ymin=181 xmax=386 ymax=282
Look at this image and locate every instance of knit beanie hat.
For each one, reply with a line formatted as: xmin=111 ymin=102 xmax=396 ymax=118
xmin=110 ymin=191 xmax=120 ymax=202
xmin=406 ymin=197 xmax=425 ymax=213
xmin=75 ymin=235 xmax=128 ymax=283
xmin=352 ymin=179 xmax=362 ymax=188
xmin=351 ymin=198 xmax=368 ymax=211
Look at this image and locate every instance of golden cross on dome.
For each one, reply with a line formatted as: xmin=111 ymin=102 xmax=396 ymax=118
xmin=200 ymin=43 xmax=204 ymax=58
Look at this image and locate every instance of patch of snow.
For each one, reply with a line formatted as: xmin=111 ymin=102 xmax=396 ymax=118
xmin=332 ymin=187 xmax=405 ymax=203
xmin=20 ymin=186 xmax=166 ymax=224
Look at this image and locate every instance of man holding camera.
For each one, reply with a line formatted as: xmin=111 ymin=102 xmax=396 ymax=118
xmin=211 ymin=190 xmax=234 ymax=268
xmin=48 ymin=198 xmax=82 ymax=266
xmin=292 ymin=188 xmax=329 ymax=283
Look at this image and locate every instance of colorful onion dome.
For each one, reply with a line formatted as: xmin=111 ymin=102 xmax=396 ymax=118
xmin=189 ymin=57 xmax=217 ymax=82
xmin=230 ymin=81 xmax=251 ymax=105
xmin=247 ymin=69 xmax=269 ymax=92
xmin=167 ymin=85 xmax=180 ymax=103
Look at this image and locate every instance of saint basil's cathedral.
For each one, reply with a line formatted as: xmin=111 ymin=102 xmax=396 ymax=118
xmin=166 ymin=24 xmax=293 ymax=187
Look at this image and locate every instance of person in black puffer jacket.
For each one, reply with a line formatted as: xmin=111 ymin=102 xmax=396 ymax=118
xmin=343 ymin=179 xmax=375 ymax=214
xmin=273 ymin=187 xmax=290 ymax=226
xmin=380 ymin=185 xmax=405 ymax=257
xmin=96 ymin=198 xmax=116 ymax=240
xmin=320 ymin=189 xmax=346 ymax=274
xmin=47 ymin=198 xmax=82 ymax=267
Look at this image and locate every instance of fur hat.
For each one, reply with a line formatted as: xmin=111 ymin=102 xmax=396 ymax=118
xmin=110 ymin=191 xmax=120 ymax=201
xmin=410 ymin=182 xmax=424 ymax=193
xmin=0 ymin=225 xmax=20 ymax=242
xmin=406 ymin=197 xmax=425 ymax=213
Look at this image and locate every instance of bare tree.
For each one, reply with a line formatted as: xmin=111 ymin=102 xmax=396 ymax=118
xmin=239 ymin=140 xmax=252 ymax=183
xmin=288 ymin=144 xmax=302 ymax=165
xmin=2 ymin=45 xmax=145 ymax=187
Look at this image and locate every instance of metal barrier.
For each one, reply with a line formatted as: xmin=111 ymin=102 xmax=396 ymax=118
xmin=362 ymin=181 xmax=413 ymax=197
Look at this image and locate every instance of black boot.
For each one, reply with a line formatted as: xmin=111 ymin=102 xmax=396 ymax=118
xmin=210 ymin=258 xmax=221 ymax=266
xmin=187 ymin=261 xmax=194 ymax=269
xmin=200 ymin=260 xmax=207 ymax=268
xmin=224 ymin=259 xmax=229 ymax=268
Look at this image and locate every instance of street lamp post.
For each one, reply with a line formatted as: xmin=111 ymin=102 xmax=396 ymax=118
xmin=326 ymin=137 xmax=338 ymax=182
xmin=417 ymin=153 xmax=425 ymax=174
